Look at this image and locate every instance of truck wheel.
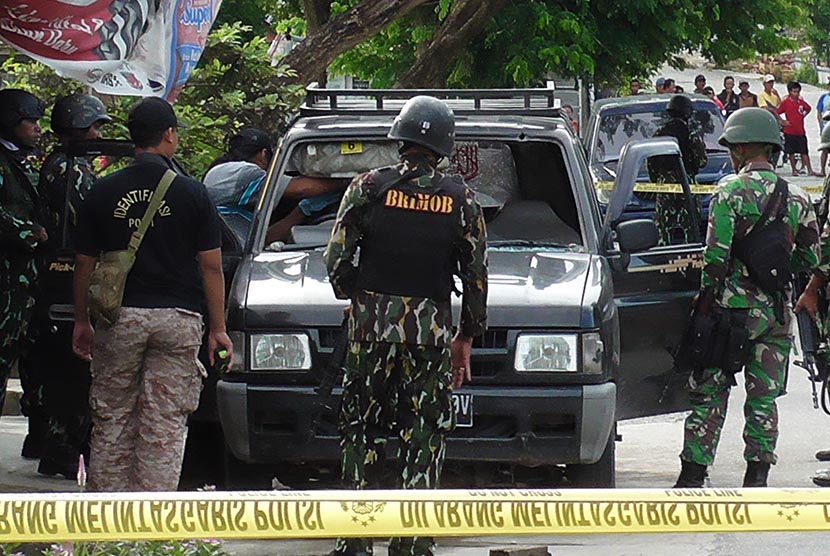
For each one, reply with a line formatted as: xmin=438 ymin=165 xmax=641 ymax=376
xmin=566 ymin=428 xmax=616 ymax=488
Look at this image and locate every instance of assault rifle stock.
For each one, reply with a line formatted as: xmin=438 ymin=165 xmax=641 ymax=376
xmin=660 ymin=289 xmax=715 ymax=404
xmin=311 ymin=311 xmax=350 ymax=434
xmin=792 ymin=272 xmax=826 ymax=411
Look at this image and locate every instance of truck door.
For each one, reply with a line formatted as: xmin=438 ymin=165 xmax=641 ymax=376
xmin=600 ymin=138 xmax=707 ymax=419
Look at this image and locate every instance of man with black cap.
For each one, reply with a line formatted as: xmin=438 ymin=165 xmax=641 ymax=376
xmin=71 ymin=96 xmax=232 ymax=492
xmin=0 ymin=89 xmax=48 ymax=434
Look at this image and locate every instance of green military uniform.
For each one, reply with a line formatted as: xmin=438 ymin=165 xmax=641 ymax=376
xmin=648 ymin=105 xmax=708 ymax=246
xmin=0 ymin=144 xmax=45 ymax=416
xmin=324 ymin=153 xmax=487 ymax=556
xmin=681 ymin=162 xmax=819 ymax=468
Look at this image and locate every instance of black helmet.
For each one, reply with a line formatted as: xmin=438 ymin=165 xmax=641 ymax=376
xmin=388 ymin=95 xmax=455 ymax=157
xmin=0 ymin=89 xmax=45 ymax=130
xmin=666 ymin=94 xmax=694 ymax=119
xmin=51 ymin=93 xmax=111 ymax=132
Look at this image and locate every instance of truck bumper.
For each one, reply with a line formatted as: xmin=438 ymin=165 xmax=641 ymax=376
xmin=217 ymin=380 xmax=616 ymax=467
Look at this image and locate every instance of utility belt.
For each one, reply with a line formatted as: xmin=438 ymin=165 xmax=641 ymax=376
xmin=682 ymin=291 xmax=752 ymax=382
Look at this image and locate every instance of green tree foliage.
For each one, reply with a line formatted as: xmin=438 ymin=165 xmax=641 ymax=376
xmin=1 ymin=23 xmax=303 ymax=178
xmin=802 ymin=0 xmax=830 ymax=67
xmin=295 ymin=0 xmax=801 ymax=89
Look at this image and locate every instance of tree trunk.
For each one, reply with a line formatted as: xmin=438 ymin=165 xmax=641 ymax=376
xmin=301 ymin=0 xmax=333 ymax=86
xmin=395 ymin=0 xmax=506 ymax=88
xmin=279 ymin=0 xmax=429 ymax=86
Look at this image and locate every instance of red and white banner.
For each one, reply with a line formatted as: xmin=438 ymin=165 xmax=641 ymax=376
xmin=0 ymin=0 xmax=221 ymax=100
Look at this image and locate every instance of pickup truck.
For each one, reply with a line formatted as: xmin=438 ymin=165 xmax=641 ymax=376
xmin=215 ymin=89 xmax=707 ymax=488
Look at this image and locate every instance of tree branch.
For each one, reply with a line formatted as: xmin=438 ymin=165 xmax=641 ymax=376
xmin=395 ymin=0 xmax=506 ymax=88
xmin=278 ymin=0 xmax=430 ymax=86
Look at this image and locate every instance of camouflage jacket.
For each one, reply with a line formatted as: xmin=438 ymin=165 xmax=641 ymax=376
xmin=39 ymin=149 xmax=96 ymax=242
xmin=324 ymin=153 xmax=488 ymax=346
xmin=702 ymin=161 xmax=820 ymax=309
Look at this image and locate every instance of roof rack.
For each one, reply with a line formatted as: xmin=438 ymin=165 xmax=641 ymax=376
xmin=300 ymin=88 xmax=562 ymax=117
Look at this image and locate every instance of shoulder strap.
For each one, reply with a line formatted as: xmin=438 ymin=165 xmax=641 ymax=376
xmin=127 ymin=169 xmax=176 ymax=254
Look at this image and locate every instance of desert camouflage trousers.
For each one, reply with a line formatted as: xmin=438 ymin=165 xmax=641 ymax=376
xmin=335 ymin=341 xmax=454 ymax=556
xmin=681 ymin=305 xmax=791 ymax=466
xmin=87 ymin=307 xmax=205 ymax=492
xmin=0 ymin=283 xmax=35 ymax=414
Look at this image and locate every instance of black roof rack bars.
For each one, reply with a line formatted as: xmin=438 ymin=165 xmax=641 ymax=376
xmin=300 ymin=88 xmax=562 ymax=116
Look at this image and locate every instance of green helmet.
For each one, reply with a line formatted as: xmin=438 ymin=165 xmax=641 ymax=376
xmin=718 ymin=107 xmax=782 ymax=152
xmin=388 ymin=95 xmax=455 ymax=157
xmin=820 ymin=124 xmax=830 ymax=152
xmin=51 ymin=93 xmax=111 ymax=132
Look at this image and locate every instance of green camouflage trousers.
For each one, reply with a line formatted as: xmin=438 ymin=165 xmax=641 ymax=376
xmin=655 ymin=194 xmax=697 ymax=246
xmin=0 ymin=284 xmax=35 ymax=413
xmin=681 ymin=305 xmax=791 ymax=466
xmin=335 ymin=341 xmax=454 ymax=556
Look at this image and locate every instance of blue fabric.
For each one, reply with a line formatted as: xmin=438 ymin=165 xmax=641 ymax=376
xmin=298 ymin=190 xmax=342 ymax=217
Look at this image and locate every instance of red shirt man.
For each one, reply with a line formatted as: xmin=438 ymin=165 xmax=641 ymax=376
xmin=776 ymin=81 xmax=817 ymax=176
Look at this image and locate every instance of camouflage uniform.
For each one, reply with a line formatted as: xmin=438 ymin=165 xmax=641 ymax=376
xmin=324 ymin=153 xmax=487 ymax=556
xmin=681 ymin=162 xmax=820 ymax=466
xmin=20 ymin=151 xmax=97 ymax=476
xmin=649 ymin=116 xmax=708 ymax=245
xmin=0 ymin=145 xmax=45 ymax=417
xmin=87 ymin=308 xmax=205 ymax=492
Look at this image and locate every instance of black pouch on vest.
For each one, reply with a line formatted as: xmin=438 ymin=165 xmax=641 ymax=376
xmin=688 ymin=313 xmax=718 ymax=368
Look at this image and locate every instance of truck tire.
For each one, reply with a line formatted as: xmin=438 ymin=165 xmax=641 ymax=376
xmin=566 ymin=427 xmax=616 ymax=488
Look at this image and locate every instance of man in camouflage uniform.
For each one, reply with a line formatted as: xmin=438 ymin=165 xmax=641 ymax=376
xmin=795 ymin=122 xmax=830 ymax=487
xmin=0 ymin=89 xmax=48 ymax=430
xmin=72 ymin=98 xmax=231 ymax=491
xmin=21 ymin=93 xmax=111 ymax=478
xmin=324 ymin=95 xmax=488 ymax=556
xmin=647 ymin=95 xmax=708 ymax=245
xmin=675 ymin=108 xmax=820 ymax=488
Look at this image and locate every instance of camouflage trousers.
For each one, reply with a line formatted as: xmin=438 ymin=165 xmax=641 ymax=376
xmin=87 ymin=307 xmax=205 ymax=492
xmin=655 ymin=194 xmax=697 ymax=246
xmin=335 ymin=341 xmax=454 ymax=556
xmin=681 ymin=305 xmax=791 ymax=466
xmin=0 ymin=284 xmax=35 ymax=414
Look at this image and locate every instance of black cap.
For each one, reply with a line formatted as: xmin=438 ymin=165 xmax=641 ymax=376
xmin=127 ymin=97 xmax=181 ymax=138
xmin=229 ymin=128 xmax=271 ymax=151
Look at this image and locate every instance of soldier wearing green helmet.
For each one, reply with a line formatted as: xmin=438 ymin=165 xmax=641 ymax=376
xmin=675 ymin=107 xmax=820 ymax=489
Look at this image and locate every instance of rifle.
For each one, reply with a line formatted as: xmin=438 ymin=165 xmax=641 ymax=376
xmin=311 ymin=311 xmax=350 ymax=434
xmin=792 ymin=271 xmax=830 ymax=413
xmin=660 ymin=289 xmax=715 ymax=404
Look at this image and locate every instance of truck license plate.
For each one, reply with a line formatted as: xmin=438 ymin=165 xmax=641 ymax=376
xmin=452 ymin=393 xmax=473 ymax=428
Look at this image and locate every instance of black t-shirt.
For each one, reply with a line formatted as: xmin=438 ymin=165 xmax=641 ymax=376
xmin=75 ymin=153 xmax=222 ymax=312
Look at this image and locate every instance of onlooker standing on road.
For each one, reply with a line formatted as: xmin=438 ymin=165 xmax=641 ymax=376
xmin=72 ymin=97 xmax=232 ymax=492
xmin=0 ymin=89 xmax=48 ymax=434
xmin=674 ymin=108 xmax=820 ymax=489
xmin=816 ymin=76 xmax=830 ymax=177
xmin=324 ymin=95 xmax=488 ymax=556
xmin=693 ymin=74 xmax=707 ymax=95
xmin=703 ymin=86 xmax=725 ymax=113
xmin=776 ymin=81 xmax=818 ymax=177
xmin=663 ymin=78 xmax=677 ymax=94
xmin=757 ymin=74 xmax=782 ymax=112
xmin=655 ymin=77 xmax=666 ymax=93
xmin=717 ymin=76 xmax=741 ymax=118
xmin=629 ymin=78 xmax=641 ymax=95
xmin=738 ymin=80 xmax=758 ymax=108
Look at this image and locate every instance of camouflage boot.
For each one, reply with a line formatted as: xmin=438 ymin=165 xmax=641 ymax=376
xmin=743 ymin=461 xmax=770 ymax=487
xmin=673 ymin=460 xmax=707 ymax=488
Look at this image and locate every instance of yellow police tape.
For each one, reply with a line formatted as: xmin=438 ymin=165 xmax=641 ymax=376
xmin=2 ymin=488 xmax=830 ymax=542
xmin=596 ymin=181 xmax=825 ymax=195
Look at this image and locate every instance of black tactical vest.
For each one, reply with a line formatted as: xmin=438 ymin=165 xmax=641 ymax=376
xmin=355 ymin=167 xmax=466 ymax=301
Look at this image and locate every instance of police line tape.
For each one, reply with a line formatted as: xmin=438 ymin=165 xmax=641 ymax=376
xmin=2 ymin=488 xmax=830 ymax=542
xmin=595 ymin=181 xmax=825 ymax=195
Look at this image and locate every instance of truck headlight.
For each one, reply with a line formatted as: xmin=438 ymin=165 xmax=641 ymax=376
xmin=229 ymin=331 xmax=245 ymax=371
xmin=581 ymin=332 xmax=604 ymax=374
xmin=251 ymin=333 xmax=311 ymax=370
xmin=515 ymin=334 xmax=578 ymax=372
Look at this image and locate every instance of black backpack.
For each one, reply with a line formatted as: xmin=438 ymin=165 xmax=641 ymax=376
xmin=731 ymin=177 xmax=792 ymax=296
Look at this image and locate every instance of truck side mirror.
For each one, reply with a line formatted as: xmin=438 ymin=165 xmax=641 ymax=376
xmin=615 ymin=219 xmax=658 ymax=253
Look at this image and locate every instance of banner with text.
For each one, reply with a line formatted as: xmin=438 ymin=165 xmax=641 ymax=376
xmin=0 ymin=0 xmax=221 ymax=100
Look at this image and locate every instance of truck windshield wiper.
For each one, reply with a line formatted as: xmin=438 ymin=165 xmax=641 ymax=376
xmin=488 ymin=239 xmax=574 ymax=249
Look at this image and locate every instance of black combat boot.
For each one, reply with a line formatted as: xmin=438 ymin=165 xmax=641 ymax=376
xmin=673 ymin=460 xmax=707 ymax=488
xmin=743 ymin=461 xmax=770 ymax=487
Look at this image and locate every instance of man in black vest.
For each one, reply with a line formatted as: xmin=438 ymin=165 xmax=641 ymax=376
xmin=324 ymin=95 xmax=488 ymax=556
xmin=0 ymin=89 xmax=48 ymax=440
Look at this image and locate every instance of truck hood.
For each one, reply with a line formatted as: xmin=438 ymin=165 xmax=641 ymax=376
xmin=242 ymin=249 xmax=592 ymax=329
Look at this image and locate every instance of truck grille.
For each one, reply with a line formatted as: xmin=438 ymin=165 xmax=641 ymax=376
xmin=316 ymin=328 xmax=509 ymax=350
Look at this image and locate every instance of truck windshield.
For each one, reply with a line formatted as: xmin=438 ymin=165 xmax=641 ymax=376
xmin=267 ymin=139 xmax=582 ymax=251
